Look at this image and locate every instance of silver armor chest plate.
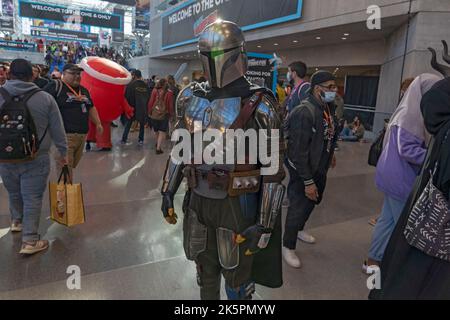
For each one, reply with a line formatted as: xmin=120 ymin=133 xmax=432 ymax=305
xmin=184 ymin=96 xmax=242 ymax=133
xmin=183 ymin=96 xmax=242 ymax=199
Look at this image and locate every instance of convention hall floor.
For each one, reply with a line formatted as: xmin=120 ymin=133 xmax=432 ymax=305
xmin=0 ymin=127 xmax=383 ymax=300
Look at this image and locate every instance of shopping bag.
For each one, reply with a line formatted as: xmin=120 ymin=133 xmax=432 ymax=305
xmin=49 ymin=166 xmax=86 ymax=227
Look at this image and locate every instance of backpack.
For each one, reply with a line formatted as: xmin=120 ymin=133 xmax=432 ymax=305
xmin=0 ymin=88 xmax=47 ymax=163
xmin=368 ymin=127 xmax=386 ymax=167
xmin=150 ymin=90 xmax=168 ymax=121
xmin=282 ymin=81 xmax=310 ymax=117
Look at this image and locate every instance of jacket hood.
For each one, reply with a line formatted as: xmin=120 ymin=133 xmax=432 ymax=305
xmin=2 ymin=80 xmax=40 ymax=97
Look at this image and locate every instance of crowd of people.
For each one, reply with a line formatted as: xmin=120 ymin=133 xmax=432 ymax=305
xmin=0 ymin=33 xmax=449 ymax=300
xmin=0 ymin=57 xmax=195 ymax=253
xmin=120 ymin=73 xmax=190 ymax=154
xmin=45 ymin=41 xmax=126 ymax=70
xmin=1 ymin=35 xmax=130 ymax=67
xmin=273 ymin=57 xmax=450 ymax=299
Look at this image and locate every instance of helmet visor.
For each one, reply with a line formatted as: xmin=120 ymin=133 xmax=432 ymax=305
xmin=200 ymin=46 xmax=241 ymax=88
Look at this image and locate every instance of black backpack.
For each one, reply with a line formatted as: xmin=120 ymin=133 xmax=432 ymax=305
xmin=0 ymin=88 xmax=46 ymax=163
xmin=368 ymin=127 xmax=386 ymax=167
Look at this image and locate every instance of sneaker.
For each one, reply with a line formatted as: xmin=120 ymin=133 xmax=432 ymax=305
xmin=10 ymin=221 xmax=23 ymax=232
xmin=120 ymin=140 xmax=127 ymax=145
xmin=282 ymin=247 xmax=302 ymax=268
xmin=156 ymin=149 xmax=164 ymax=155
xmin=85 ymin=142 xmax=91 ymax=151
xmin=138 ymin=140 xmax=144 ymax=146
xmin=19 ymin=240 xmax=49 ymax=255
xmin=298 ymin=231 xmax=316 ymax=244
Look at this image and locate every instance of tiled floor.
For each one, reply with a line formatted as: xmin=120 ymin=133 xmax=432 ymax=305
xmin=0 ymin=127 xmax=383 ymax=300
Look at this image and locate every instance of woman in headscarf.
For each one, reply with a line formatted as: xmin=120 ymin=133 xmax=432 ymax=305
xmin=363 ymin=73 xmax=441 ymax=271
xmin=370 ymin=43 xmax=450 ymax=299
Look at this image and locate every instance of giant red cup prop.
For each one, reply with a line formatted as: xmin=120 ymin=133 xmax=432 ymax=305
xmin=80 ymin=57 xmax=132 ymax=122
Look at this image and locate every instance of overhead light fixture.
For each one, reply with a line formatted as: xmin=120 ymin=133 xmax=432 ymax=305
xmin=342 ymin=37 xmax=347 ymax=40
xmin=293 ymin=40 xmax=299 ymax=43
xmin=274 ymin=43 xmax=279 ymax=46
xmin=315 ymin=36 xmax=321 ymax=40
xmin=344 ymin=33 xmax=350 ymax=36
xmin=257 ymin=45 xmax=262 ymax=48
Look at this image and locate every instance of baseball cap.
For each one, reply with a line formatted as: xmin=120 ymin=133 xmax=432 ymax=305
xmin=310 ymin=70 xmax=336 ymax=89
xmin=10 ymin=59 xmax=33 ymax=79
xmin=63 ymin=63 xmax=84 ymax=73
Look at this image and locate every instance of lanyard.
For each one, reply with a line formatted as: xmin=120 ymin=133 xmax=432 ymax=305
xmin=62 ymin=80 xmax=82 ymax=101
xmin=323 ymin=104 xmax=335 ymax=153
xmin=323 ymin=105 xmax=333 ymax=126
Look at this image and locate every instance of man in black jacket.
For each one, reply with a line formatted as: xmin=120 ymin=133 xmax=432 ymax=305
xmin=283 ymin=70 xmax=338 ymax=268
xmin=121 ymin=69 xmax=150 ymax=145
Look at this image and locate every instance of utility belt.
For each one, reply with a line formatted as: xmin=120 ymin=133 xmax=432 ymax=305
xmin=184 ymin=165 xmax=261 ymax=197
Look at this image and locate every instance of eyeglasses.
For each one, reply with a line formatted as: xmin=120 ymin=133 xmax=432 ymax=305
xmin=319 ymin=84 xmax=338 ymax=91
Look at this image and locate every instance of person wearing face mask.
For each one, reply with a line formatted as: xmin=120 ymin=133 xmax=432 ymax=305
xmin=285 ymin=61 xmax=311 ymax=114
xmin=283 ymin=70 xmax=339 ymax=268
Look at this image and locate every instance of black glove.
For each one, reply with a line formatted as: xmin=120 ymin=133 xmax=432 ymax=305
xmin=235 ymin=224 xmax=271 ymax=256
xmin=161 ymin=193 xmax=178 ymax=225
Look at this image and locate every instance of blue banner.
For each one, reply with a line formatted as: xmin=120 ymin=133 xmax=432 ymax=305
xmin=162 ymin=0 xmax=303 ymax=50
xmin=19 ymin=1 xmax=123 ymax=30
xmin=0 ymin=40 xmax=36 ymax=51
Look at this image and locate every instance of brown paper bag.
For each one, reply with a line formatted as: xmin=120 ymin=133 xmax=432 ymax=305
xmin=50 ymin=166 xmax=85 ymax=227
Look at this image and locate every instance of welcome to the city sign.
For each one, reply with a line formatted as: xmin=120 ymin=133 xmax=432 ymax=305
xmin=161 ymin=0 xmax=303 ymax=50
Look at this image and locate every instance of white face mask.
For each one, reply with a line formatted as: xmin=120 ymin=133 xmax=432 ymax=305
xmin=322 ymin=91 xmax=337 ymax=103
xmin=286 ymin=71 xmax=292 ymax=82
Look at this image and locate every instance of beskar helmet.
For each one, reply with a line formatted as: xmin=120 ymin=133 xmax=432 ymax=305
xmin=198 ymin=20 xmax=248 ymax=88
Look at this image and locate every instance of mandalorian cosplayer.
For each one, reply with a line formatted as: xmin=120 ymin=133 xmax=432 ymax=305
xmin=160 ymin=20 xmax=286 ymax=300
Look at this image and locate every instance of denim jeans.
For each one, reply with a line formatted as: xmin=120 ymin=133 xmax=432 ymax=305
xmin=340 ymin=127 xmax=359 ymax=142
xmin=0 ymin=154 xmax=51 ymax=242
xmin=368 ymin=195 xmax=407 ymax=262
xmin=122 ymin=117 xmax=146 ymax=143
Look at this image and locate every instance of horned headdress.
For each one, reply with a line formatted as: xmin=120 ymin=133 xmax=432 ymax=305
xmin=429 ymin=40 xmax=450 ymax=77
